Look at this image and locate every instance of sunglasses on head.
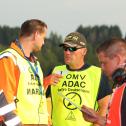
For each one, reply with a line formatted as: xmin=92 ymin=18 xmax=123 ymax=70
xmin=63 ymin=46 xmax=84 ymax=52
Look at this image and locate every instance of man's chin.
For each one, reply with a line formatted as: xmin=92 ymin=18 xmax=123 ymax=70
xmin=65 ymin=60 xmax=70 ymax=65
xmin=34 ymin=47 xmax=41 ymax=52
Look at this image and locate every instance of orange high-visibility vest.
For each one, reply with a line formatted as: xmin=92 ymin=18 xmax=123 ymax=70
xmin=106 ymin=83 xmax=126 ymax=126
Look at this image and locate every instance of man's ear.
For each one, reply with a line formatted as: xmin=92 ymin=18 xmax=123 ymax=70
xmin=33 ymin=31 xmax=40 ymax=41
xmin=82 ymin=48 xmax=87 ymax=56
xmin=115 ymin=54 xmax=122 ymax=66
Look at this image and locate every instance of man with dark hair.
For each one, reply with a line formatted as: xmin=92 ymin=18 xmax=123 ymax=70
xmin=45 ymin=32 xmax=112 ymax=126
xmin=81 ymin=38 xmax=126 ymax=126
xmin=0 ymin=19 xmax=48 ymax=126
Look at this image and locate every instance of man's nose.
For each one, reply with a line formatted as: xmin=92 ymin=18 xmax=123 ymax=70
xmin=64 ymin=50 xmax=71 ymax=54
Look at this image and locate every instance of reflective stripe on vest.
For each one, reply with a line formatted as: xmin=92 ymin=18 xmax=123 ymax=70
xmin=0 ymin=90 xmax=21 ymax=126
xmin=106 ymin=84 xmax=126 ymax=126
xmin=0 ymin=90 xmax=16 ymax=115
xmin=0 ymin=49 xmax=48 ymax=124
xmin=51 ymin=65 xmax=101 ymax=126
xmin=0 ymin=51 xmax=17 ymax=65
xmin=5 ymin=116 xmax=21 ymax=126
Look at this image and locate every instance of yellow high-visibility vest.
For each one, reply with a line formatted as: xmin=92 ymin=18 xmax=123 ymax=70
xmin=1 ymin=48 xmax=48 ymax=124
xmin=51 ymin=65 xmax=101 ymax=126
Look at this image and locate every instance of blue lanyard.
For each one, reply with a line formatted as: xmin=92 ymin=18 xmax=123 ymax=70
xmin=16 ymin=39 xmax=43 ymax=95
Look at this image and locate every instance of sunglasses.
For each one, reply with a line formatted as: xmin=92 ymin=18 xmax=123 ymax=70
xmin=63 ymin=47 xmax=84 ymax=52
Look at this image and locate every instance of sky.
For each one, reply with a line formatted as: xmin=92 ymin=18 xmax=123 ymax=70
xmin=0 ymin=0 xmax=126 ymax=38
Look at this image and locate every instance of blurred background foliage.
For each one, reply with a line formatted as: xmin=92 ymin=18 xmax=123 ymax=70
xmin=0 ymin=24 xmax=123 ymax=76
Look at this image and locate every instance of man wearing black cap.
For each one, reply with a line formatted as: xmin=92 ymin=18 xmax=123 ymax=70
xmin=45 ymin=32 xmax=112 ymax=126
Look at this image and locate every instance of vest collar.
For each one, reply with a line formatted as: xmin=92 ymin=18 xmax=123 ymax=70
xmin=66 ymin=63 xmax=91 ymax=71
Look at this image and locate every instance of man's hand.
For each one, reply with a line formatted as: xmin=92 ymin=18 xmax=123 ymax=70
xmin=44 ymin=74 xmax=62 ymax=88
xmin=81 ymin=105 xmax=106 ymax=126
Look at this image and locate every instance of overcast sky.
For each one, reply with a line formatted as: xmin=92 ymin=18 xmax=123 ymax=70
xmin=0 ymin=0 xmax=126 ymax=38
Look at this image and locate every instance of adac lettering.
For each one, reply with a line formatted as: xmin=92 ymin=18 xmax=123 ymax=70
xmin=57 ymin=73 xmax=90 ymax=93
xmin=62 ymin=81 xmax=85 ymax=88
xmin=62 ymin=74 xmax=86 ymax=88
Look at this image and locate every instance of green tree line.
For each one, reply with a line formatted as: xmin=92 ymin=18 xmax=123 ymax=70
xmin=0 ymin=25 xmax=123 ymax=75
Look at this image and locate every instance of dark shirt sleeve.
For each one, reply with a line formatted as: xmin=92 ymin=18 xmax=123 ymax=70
xmin=97 ymin=73 xmax=113 ymax=100
xmin=46 ymin=85 xmax=51 ymax=98
xmin=45 ymin=68 xmax=54 ymax=98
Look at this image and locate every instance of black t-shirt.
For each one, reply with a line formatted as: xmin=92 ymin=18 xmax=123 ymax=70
xmin=97 ymin=73 xmax=112 ymax=100
xmin=46 ymin=64 xmax=112 ymax=101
